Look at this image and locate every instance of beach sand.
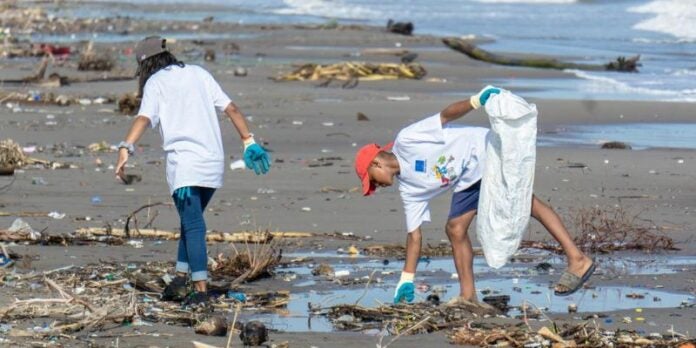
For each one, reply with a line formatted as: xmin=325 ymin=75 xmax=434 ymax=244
xmin=1 ymin=8 xmax=695 ymax=347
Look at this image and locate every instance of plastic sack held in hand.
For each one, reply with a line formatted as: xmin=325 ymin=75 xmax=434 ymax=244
xmin=476 ymin=89 xmax=537 ymax=269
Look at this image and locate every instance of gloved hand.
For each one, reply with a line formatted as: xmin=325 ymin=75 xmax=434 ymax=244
xmin=470 ymin=85 xmax=501 ymax=109
xmin=243 ymin=136 xmax=270 ymax=175
xmin=393 ymin=272 xmax=415 ymax=304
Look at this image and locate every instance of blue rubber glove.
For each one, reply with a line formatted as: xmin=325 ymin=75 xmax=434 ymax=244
xmin=243 ymin=137 xmax=270 ymax=175
xmin=394 ymin=272 xmax=415 ymax=304
xmin=470 ymin=85 xmax=501 ymax=109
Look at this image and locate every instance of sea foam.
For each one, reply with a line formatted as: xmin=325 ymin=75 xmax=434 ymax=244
xmin=629 ymin=0 xmax=696 ymax=41
xmin=273 ymin=0 xmax=378 ymax=20
xmin=565 ymin=69 xmax=696 ymax=102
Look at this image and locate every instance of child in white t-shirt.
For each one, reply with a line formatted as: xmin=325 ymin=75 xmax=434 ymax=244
xmin=354 ymin=86 xmax=595 ymax=304
xmin=115 ymin=36 xmax=270 ymax=308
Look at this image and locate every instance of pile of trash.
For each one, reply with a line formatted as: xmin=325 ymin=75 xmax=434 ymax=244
xmin=273 ymin=62 xmax=427 ymax=86
xmin=318 ymin=302 xmax=693 ymax=347
xmin=1 ymin=90 xmax=115 ymax=107
xmin=451 ymin=323 xmax=694 ymax=347
xmin=323 ymin=302 xmax=498 ymax=334
xmin=0 ymin=256 xmax=286 ymax=342
xmin=0 ymin=139 xmax=26 ymax=173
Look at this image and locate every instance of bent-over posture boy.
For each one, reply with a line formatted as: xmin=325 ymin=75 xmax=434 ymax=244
xmin=354 ymin=86 xmax=595 ymax=304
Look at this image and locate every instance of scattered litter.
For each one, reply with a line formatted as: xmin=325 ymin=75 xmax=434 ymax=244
xmin=126 ymin=240 xmax=144 ymax=248
xmin=32 ymin=177 xmax=47 ymax=185
xmin=229 ymin=159 xmax=246 ymax=171
xmin=204 ymin=49 xmax=216 ymax=62
xmin=240 ymin=321 xmax=268 ymax=346
xmin=194 ymin=315 xmax=227 ymax=336
xmin=78 ymin=42 xmax=114 ymax=71
xmin=334 ymin=270 xmax=350 ymax=277
xmin=227 ymin=291 xmax=247 ymax=302
xmin=357 ymin=112 xmax=369 ymax=121
xmin=118 ymin=93 xmax=140 ymax=115
xmin=312 ymin=263 xmax=334 ymax=277
xmin=234 ymin=67 xmax=248 ymax=77
xmin=47 ymin=211 xmax=66 ymax=219
xmin=6 ymin=218 xmax=41 ymax=240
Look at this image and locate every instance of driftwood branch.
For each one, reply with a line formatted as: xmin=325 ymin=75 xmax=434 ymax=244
xmin=442 ymin=38 xmax=640 ymax=72
xmin=123 ymin=202 xmax=172 ymax=238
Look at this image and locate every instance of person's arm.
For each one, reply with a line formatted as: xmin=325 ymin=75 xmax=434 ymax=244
xmin=224 ymin=101 xmax=270 ymax=175
xmin=115 ymin=116 xmax=150 ymax=180
xmin=439 ymin=86 xmax=501 ymax=125
xmin=224 ymin=101 xmax=252 ymax=140
xmin=440 ymin=100 xmax=474 ymax=125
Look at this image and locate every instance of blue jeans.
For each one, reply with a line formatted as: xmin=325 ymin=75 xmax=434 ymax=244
xmin=172 ymin=186 xmax=215 ymax=281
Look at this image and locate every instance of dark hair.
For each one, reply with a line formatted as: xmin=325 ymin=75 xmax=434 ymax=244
xmin=136 ymin=51 xmax=185 ymax=97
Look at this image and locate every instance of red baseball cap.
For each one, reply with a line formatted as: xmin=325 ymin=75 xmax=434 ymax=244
xmin=354 ymin=142 xmax=393 ymax=196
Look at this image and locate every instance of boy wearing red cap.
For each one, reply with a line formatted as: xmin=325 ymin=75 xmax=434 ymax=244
xmin=355 ymin=86 xmax=594 ymax=304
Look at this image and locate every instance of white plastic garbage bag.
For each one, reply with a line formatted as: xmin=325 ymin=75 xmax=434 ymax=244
xmin=476 ymin=90 xmax=537 ymax=269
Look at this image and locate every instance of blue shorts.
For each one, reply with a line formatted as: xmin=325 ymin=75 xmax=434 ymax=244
xmin=448 ymin=180 xmax=481 ymax=221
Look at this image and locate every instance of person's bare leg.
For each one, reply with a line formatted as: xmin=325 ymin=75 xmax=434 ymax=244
xmin=530 ymin=195 xmax=592 ymax=292
xmin=193 ymin=281 xmax=206 ymax=292
xmin=403 ymin=228 xmax=422 ymax=274
xmin=446 ymin=210 xmax=477 ymax=301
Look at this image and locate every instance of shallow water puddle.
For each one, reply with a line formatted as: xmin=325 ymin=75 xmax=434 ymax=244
xmin=537 ymin=123 xmax=696 ymax=150
xmin=282 ymin=252 xmax=696 ymax=277
xmin=244 ymin=279 xmax=694 ymax=333
xmin=251 ymin=254 xmax=696 ymax=332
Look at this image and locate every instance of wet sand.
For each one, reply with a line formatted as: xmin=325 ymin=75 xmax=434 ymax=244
xmin=1 ymin=6 xmax=695 ymax=347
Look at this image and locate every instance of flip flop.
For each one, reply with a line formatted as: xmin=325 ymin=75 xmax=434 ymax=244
xmin=554 ymin=259 xmax=596 ymax=296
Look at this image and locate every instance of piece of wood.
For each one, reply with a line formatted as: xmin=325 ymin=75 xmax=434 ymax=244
xmin=442 ymin=38 xmax=640 ymax=72
xmin=75 ymin=227 xmax=314 ymax=242
xmin=192 ymin=341 xmax=221 ymax=348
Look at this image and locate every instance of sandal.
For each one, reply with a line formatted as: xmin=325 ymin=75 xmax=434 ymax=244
xmin=554 ymin=259 xmax=596 ymax=296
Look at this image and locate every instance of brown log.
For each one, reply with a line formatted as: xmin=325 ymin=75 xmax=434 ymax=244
xmin=442 ymin=38 xmax=640 ymax=72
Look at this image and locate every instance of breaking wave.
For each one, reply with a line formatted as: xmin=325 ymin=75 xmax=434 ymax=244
xmin=629 ymin=0 xmax=696 ymax=41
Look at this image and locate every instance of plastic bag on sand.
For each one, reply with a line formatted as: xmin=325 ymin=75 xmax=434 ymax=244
xmin=476 ymin=89 xmax=537 ymax=269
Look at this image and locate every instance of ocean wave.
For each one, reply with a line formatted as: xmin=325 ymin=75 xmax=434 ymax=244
xmin=273 ymin=0 xmax=379 ymax=20
xmin=474 ymin=0 xmax=576 ymax=3
xmin=629 ymin=0 xmax=696 ymax=41
xmin=564 ymin=69 xmax=696 ymax=102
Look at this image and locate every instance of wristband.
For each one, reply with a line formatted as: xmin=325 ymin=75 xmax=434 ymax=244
xmin=399 ymin=271 xmax=415 ymax=283
xmin=243 ymin=133 xmax=255 ymax=149
xmin=118 ymin=141 xmax=135 ymax=155
xmin=470 ymin=94 xmax=482 ymax=109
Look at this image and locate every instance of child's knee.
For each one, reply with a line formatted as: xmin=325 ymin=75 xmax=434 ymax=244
xmin=446 ymin=220 xmax=467 ymax=240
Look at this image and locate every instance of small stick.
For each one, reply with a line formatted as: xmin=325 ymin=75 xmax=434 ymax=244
xmin=354 ymin=270 xmax=377 ymax=306
xmin=380 ymin=316 xmax=431 ymax=348
xmin=226 ymin=302 xmax=242 ymax=348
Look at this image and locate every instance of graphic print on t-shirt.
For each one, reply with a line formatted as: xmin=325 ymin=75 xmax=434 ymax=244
xmin=433 ymin=154 xmax=457 ymax=187
xmin=415 ymin=159 xmax=426 ymax=173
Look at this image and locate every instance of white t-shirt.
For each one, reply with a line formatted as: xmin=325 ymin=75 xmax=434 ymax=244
xmin=137 ymin=64 xmax=232 ymax=195
xmin=392 ymin=114 xmax=489 ymax=232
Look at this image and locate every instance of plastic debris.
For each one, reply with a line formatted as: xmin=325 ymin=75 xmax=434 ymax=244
xmin=229 ymin=159 xmax=246 ymax=171
xmin=47 ymin=211 xmax=66 ymax=219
